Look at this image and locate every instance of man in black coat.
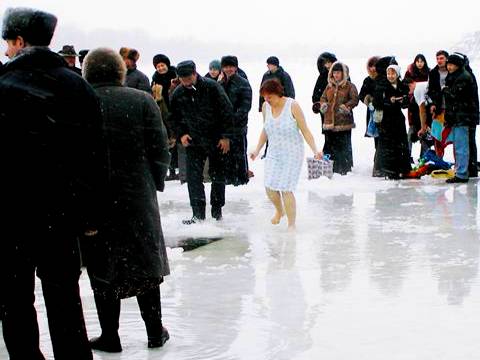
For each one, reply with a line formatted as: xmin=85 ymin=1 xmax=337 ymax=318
xmin=0 ymin=8 xmax=105 ymax=360
xmin=258 ymin=56 xmax=295 ymax=111
xmin=169 ymin=60 xmax=234 ymax=223
xmin=443 ymin=53 xmax=477 ymax=183
xmin=219 ymin=55 xmax=253 ymax=185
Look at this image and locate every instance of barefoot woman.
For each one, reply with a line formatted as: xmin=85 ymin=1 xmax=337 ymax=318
xmin=251 ymin=79 xmax=322 ymax=230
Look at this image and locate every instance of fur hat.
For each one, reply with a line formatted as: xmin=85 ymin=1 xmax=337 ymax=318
xmin=266 ymin=56 xmax=280 ymax=67
xmin=58 ymin=45 xmax=78 ymax=57
xmin=2 ymin=7 xmax=57 ymax=46
xmin=221 ymin=55 xmax=238 ymax=68
xmin=153 ymin=54 xmax=171 ymax=68
xmin=447 ymin=52 xmax=466 ymax=67
xmin=83 ymin=47 xmax=127 ymax=86
xmin=386 ymin=64 xmax=402 ymax=78
xmin=177 ymin=60 xmax=196 ymax=77
xmin=209 ymin=59 xmax=221 ymax=70
xmin=126 ymin=49 xmax=139 ymax=62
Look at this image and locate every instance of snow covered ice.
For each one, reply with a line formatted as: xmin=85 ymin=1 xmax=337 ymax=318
xmin=1 ymin=59 xmax=479 ymax=359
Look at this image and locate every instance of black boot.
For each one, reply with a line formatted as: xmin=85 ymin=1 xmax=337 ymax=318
xmin=211 ymin=206 xmax=222 ymax=221
xmin=137 ymin=287 xmax=169 ymax=348
xmin=148 ymin=326 xmax=170 ymax=348
xmin=183 ymin=206 xmax=205 ymax=225
xmin=89 ymin=294 xmax=122 ymax=352
xmin=89 ymin=334 xmax=122 ymax=353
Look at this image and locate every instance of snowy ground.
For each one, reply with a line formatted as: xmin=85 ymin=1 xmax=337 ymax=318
xmin=1 ymin=58 xmax=479 ymax=359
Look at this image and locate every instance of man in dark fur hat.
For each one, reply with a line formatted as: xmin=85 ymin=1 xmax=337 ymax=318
xmin=1 ymin=7 xmax=106 ymax=360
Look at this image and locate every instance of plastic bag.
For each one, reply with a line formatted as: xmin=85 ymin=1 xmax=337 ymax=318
xmin=307 ymin=155 xmax=334 ymax=180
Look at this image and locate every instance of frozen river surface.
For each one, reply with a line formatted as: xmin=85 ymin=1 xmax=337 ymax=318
xmin=1 ymin=172 xmax=479 ymax=360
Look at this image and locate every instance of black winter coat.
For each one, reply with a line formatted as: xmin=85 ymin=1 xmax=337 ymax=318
xmin=312 ymin=67 xmax=329 ymax=103
xmin=220 ymin=74 xmax=252 ymax=185
xmin=84 ymin=83 xmax=171 ymax=299
xmin=374 ymin=80 xmax=411 ymax=176
xmin=359 ymin=76 xmax=377 ymax=136
xmin=443 ymin=68 xmax=477 ymax=128
xmin=151 ymin=67 xmax=177 ymax=109
xmin=126 ymin=66 xmax=152 ymax=94
xmin=0 ymin=47 xmax=106 ymax=272
xmin=259 ymin=66 xmax=295 ymax=111
xmin=427 ymin=66 xmax=445 ymax=109
xmin=169 ymin=75 xmax=234 ymax=147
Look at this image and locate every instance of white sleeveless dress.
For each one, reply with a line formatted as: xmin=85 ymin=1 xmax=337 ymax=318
xmin=264 ymin=98 xmax=304 ymax=191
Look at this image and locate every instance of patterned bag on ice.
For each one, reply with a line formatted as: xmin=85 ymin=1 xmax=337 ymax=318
xmin=307 ymin=155 xmax=334 ymax=180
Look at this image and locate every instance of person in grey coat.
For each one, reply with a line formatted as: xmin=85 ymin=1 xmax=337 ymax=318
xmin=82 ymin=48 xmax=171 ymax=352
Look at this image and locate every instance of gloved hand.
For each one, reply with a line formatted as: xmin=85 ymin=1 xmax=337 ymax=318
xmin=312 ymin=102 xmax=321 ymax=114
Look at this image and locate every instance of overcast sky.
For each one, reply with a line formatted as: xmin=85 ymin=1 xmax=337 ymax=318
xmin=1 ymin=0 xmax=479 ymax=64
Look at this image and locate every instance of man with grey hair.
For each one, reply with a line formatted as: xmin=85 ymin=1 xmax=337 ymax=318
xmin=0 ymin=7 xmax=105 ymax=360
xmin=82 ymin=47 xmax=171 ymax=352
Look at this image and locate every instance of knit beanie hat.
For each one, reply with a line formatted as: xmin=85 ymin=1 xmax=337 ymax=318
xmin=209 ymin=59 xmax=221 ymax=70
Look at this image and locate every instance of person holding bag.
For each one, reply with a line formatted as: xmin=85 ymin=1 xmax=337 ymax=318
xmin=250 ymin=79 xmax=322 ymax=231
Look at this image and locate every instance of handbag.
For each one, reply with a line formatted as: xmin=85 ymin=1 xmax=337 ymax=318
xmin=307 ymin=154 xmax=334 ymax=180
xmin=366 ymin=109 xmax=379 ymax=137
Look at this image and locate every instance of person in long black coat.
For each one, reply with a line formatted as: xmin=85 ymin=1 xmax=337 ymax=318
xmin=373 ymin=64 xmax=411 ymax=179
xmin=169 ymin=60 xmax=234 ymax=223
xmin=0 ymin=8 xmax=105 ymax=360
xmin=82 ymin=48 xmax=171 ymax=352
xmin=219 ymin=55 xmax=252 ymax=186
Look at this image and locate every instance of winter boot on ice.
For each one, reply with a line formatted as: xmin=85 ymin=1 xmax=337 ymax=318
xmin=182 ymin=206 xmax=205 ymax=225
xmin=211 ymin=206 xmax=222 ymax=221
xmin=147 ymin=326 xmax=170 ymax=348
xmin=89 ymin=334 xmax=122 ymax=353
xmin=89 ymin=294 xmax=122 ymax=352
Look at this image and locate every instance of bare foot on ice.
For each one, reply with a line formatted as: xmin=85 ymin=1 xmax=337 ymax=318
xmin=271 ymin=211 xmax=284 ymax=225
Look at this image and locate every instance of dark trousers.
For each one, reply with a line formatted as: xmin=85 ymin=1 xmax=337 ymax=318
xmin=323 ymin=130 xmax=353 ymax=174
xmin=186 ymin=146 xmax=225 ymax=216
xmin=2 ymin=232 xmax=92 ymax=360
xmin=469 ymin=125 xmax=478 ymax=177
xmin=94 ymin=286 xmax=163 ymax=340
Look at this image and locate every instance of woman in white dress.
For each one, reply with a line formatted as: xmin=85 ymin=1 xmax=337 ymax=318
xmin=251 ymin=79 xmax=322 ymax=230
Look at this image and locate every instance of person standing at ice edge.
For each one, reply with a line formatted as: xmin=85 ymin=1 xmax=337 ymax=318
xmin=219 ymin=55 xmax=253 ymax=185
xmin=250 ymin=79 xmax=322 ymax=231
xmin=151 ymin=53 xmax=179 ymax=180
xmin=319 ymin=61 xmax=359 ymax=175
xmin=169 ymin=60 xmax=234 ymax=223
xmin=124 ymin=48 xmax=152 ymax=94
xmin=442 ymin=52 xmax=477 ymax=183
xmin=0 ymin=7 xmax=106 ymax=360
xmin=82 ymin=48 xmax=171 ymax=352
xmin=373 ymin=64 xmax=412 ymax=179
xmin=404 ymin=54 xmax=431 ymax=160
xmin=258 ymin=56 xmax=295 ymax=111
